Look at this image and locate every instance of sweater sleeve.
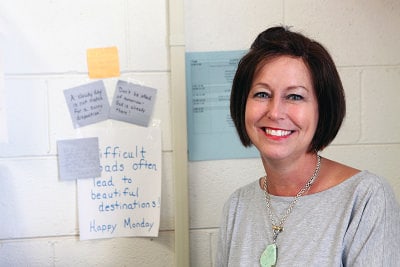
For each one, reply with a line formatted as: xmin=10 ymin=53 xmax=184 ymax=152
xmin=343 ymin=177 xmax=400 ymax=266
xmin=382 ymin=183 xmax=400 ymax=266
xmin=215 ymin=192 xmax=238 ymax=267
xmin=215 ymin=200 xmax=229 ymax=267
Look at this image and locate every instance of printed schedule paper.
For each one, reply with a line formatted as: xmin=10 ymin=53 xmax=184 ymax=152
xmin=185 ymin=50 xmax=259 ymax=161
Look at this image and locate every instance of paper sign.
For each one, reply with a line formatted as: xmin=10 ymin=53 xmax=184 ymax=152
xmin=64 ymin=80 xmax=110 ymax=128
xmin=57 ymin=137 xmax=101 ymax=180
xmin=186 ymin=50 xmax=259 ymax=161
xmin=87 ymin=46 xmax=120 ymax=78
xmin=77 ymin=125 xmax=161 ymax=240
xmin=109 ymin=80 xmax=157 ymax=127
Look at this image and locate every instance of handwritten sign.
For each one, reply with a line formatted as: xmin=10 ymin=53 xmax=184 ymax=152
xmin=109 ymin=80 xmax=157 ymax=127
xmin=64 ymin=80 xmax=110 ymax=128
xmin=77 ymin=125 xmax=161 ymax=240
xmin=57 ymin=137 xmax=101 ymax=180
xmin=86 ymin=46 xmax=120 ymax=79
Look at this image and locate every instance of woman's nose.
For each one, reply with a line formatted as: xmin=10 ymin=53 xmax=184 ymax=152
xmin=267 ymin=98 xmax=284 ymax=120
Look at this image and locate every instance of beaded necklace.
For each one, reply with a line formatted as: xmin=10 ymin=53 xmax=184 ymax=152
xmin=260 ymin=154 xmax=321 ymax=267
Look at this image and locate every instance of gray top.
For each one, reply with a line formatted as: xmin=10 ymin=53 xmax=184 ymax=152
xmin=216 ymin=170 xmax=400 ymax=266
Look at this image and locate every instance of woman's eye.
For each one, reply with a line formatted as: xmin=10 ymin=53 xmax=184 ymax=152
xmin=287 ymin=94 xmax=303 ymax=101
xmin=254 ymin=92 xmax=270 ymax=98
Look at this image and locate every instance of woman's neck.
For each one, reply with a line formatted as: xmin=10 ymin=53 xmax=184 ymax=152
xmin=261 ymin=152 xmax=320 ymax=196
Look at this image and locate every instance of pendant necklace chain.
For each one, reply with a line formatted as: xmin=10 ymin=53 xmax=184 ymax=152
xmin=260 ymin=154 xmax=321 ymax=267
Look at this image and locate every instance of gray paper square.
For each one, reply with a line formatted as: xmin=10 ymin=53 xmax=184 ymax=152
xmin=109 ymin=80 xmax=157 ymax=127
xmin=57 ymin=137 xmax=101 ymax=180
xmin=64 ymin=80 xmax=110 ymax=128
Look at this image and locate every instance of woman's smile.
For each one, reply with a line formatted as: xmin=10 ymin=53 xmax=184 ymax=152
xmin=264 ymin=127 xmax=293 ymax=137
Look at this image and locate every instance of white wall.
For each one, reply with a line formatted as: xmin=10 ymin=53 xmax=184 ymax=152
xmin=1 ymin=1 xmax=399 ymax=266
xmin=185 ymin=1 xmax=400 ymax=266
xmin=0 ymin=1 xmax=175 ymax=266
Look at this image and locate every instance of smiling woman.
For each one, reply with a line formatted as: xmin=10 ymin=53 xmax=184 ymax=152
xmin=230 ymin=28 xmax=345 ymax=153
xmin=216 ymin=26 xmax=400 ymax=267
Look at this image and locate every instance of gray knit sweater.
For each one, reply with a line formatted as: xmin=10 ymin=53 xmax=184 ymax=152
xmin=216 ymin=170 xmax=400 ymax=267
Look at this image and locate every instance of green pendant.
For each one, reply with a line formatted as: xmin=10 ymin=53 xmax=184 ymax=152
xmin=260 ymin=244 xmax=277 ymax=267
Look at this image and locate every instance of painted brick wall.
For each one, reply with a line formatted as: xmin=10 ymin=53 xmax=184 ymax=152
xmin=0 ymin=1 xmax=175 ymax=266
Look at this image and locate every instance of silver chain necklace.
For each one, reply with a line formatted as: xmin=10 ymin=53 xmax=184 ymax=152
xmin=260 ymin=154 xmax=321 ymax=267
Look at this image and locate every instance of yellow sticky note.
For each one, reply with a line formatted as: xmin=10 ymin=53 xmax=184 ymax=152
xmin=86 ymin=46 xmax=120 ymax=78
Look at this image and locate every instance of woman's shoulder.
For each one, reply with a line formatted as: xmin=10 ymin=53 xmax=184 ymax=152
xmin=311 ymin=157 xmax=365 ymax=194
xmin=346 ymin=170 xmax=396 ymax=200
xmin=316 ymin=159 xmax=393 ymax=198
xmin=223 ymin=179 xmax=264 ymax=210
xmin=229 ymin=179 xmax=262 ymax=199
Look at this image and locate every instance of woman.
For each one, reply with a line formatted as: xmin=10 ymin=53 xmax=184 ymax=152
xmin=216 ymin=26 xmax=400 ymax=266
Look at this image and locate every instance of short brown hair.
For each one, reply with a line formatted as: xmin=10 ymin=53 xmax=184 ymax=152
xmin=230 ymin=26 xmax=346 ymax=152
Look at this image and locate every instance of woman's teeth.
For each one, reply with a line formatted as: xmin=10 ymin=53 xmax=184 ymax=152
xmin=265 ymin=128 xmax=292 ymax=136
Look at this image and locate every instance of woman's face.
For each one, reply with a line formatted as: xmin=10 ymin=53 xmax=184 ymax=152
xmin=245 ymin=56 xmax=319 ymax=161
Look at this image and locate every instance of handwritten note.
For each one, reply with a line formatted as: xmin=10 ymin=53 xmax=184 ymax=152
xmin=57 ymin=137 xmax=101 ymax=180
xmin=86 ymin=46 xmax=120 ymax=79
xmin=77 ymin=125 xmax=161 ymax=240
xmin=109 ymin=80 xmax=157 ymax=127
xmin=64 ymin=80 xmax=110 ymax=128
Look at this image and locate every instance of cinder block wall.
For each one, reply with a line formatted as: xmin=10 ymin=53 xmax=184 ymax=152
xmin=0 ymin=1 xmax=175 ymax=266
xmin=185 ymin=1 xmax=400 ymax=266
